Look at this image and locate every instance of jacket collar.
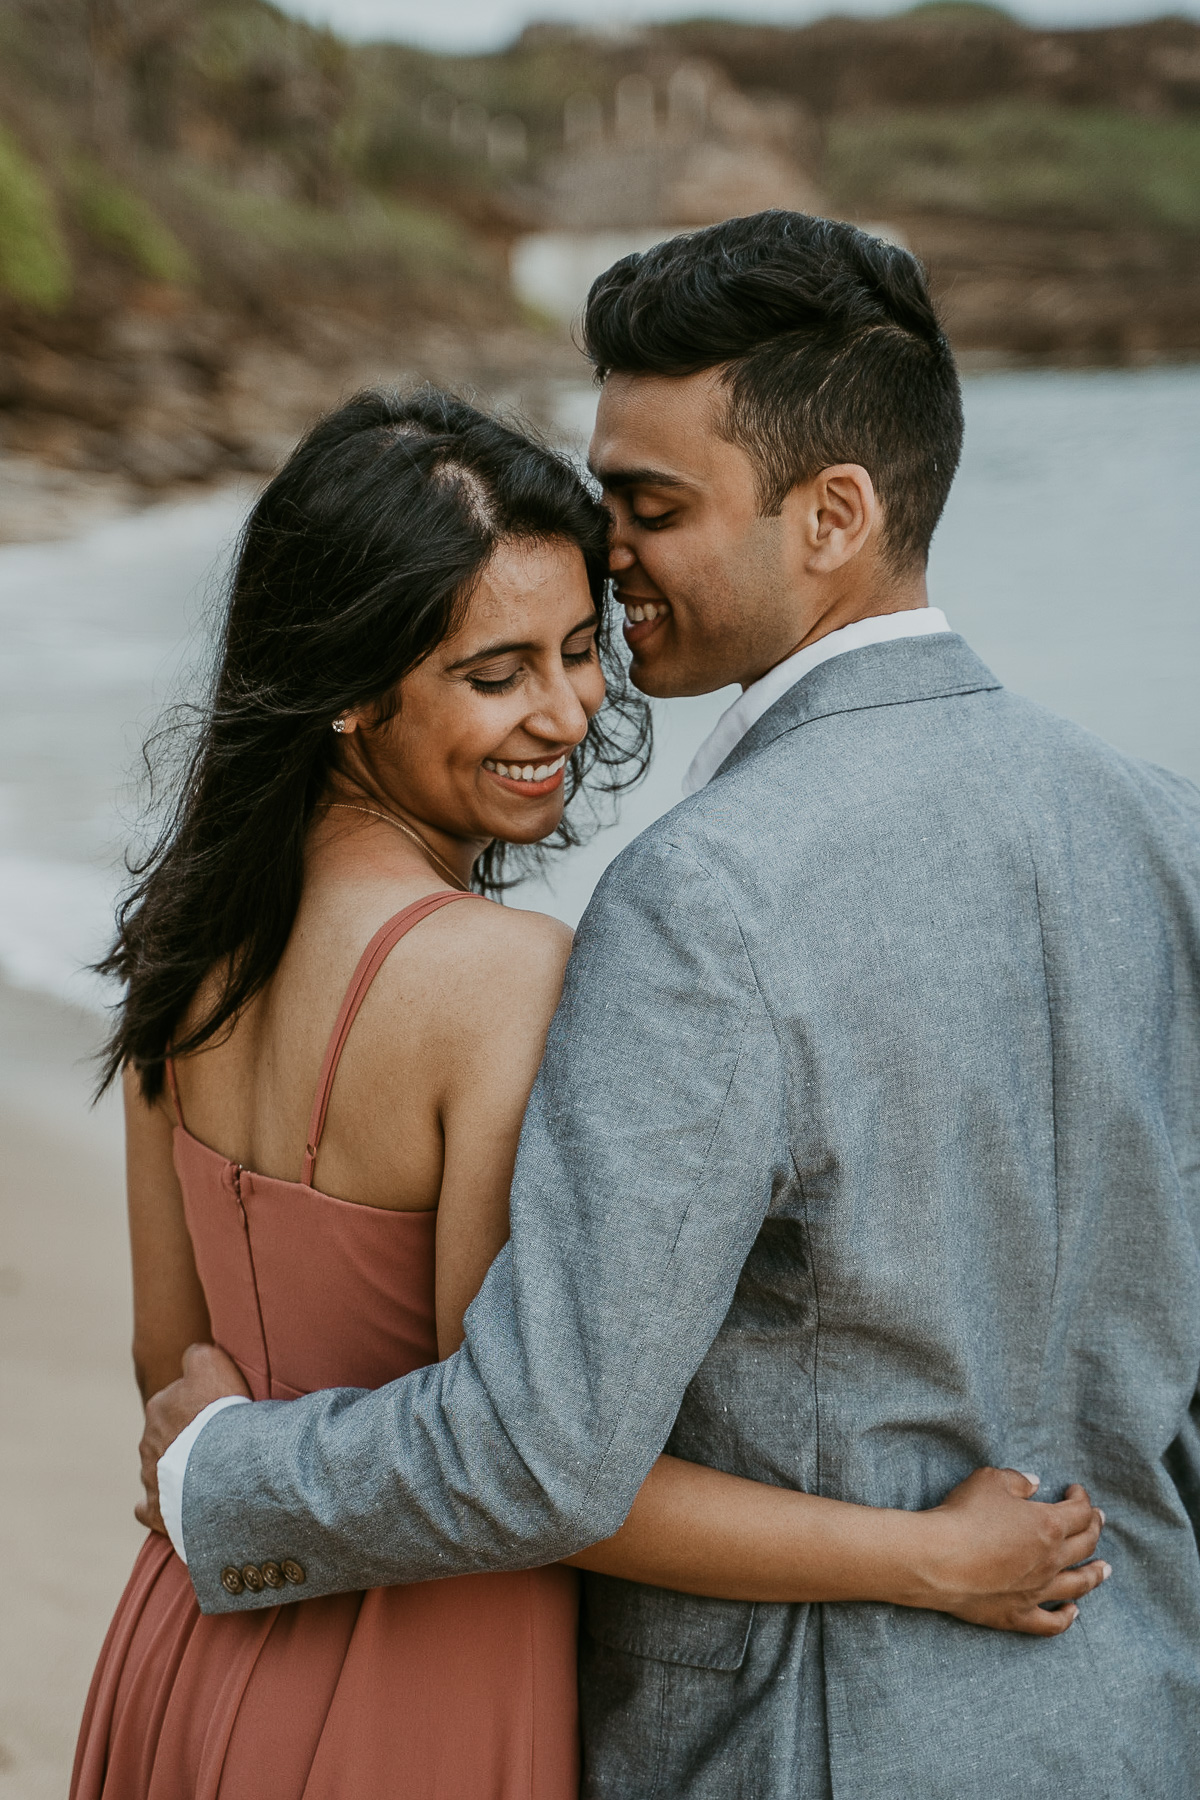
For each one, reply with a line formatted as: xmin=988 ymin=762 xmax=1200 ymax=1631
xmin=712 ymin=633 xmax=1002 ymax=784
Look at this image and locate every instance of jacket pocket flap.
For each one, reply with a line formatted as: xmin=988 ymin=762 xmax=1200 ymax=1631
xmin=583 ymin=1573 xmax=754 ymax=1671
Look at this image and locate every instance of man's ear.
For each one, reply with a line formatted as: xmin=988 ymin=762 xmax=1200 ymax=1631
xmin=798 ymin=464 xmax=878 ymax=572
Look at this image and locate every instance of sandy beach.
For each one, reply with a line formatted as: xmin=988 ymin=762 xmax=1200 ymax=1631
xmin=0 ymin=981 xmax=144 ymax=1800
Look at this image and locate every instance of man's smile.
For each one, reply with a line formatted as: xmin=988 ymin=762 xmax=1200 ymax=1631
xmin=621 ymin=598 xmax=671 ymax=648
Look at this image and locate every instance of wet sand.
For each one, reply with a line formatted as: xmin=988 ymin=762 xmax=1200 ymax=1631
xmin=0 ymin=982 xmax=144 ymax=1800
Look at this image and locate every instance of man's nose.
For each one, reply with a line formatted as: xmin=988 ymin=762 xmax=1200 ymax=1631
xmin=609 ymin=538 xmax=636 ymax=572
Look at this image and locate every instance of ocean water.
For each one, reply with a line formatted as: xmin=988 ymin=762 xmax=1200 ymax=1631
xmin=1 ymin=367 xmax=1197 ymax=1012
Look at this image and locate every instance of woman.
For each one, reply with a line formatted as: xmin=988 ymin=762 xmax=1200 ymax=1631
xmin=73 ymin=390 xmax=1106 ymax=1799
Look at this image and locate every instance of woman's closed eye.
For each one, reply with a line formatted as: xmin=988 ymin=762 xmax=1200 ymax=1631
xmin=464 ymin=620 xmax=597 ymax=694
xmin=467 ymin=665 xmax=522 ymax=694
xmin=562 ymin=629 xmax=597 ymax=667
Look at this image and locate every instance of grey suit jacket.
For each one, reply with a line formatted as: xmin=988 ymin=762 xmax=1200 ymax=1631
xmin=184 ymin=635 xmax=1200 ymax=1798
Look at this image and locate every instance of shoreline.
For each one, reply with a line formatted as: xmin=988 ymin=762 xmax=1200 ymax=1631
xmin=0 ymin=450 xmax=249 ymax=550
xmin=0 ymin=980 xmax=144 ymax=1800
xmin=5 ymin=355 xmax=1199 ymax=550
xmin=0 ymin=319 xmax=587 ymax=550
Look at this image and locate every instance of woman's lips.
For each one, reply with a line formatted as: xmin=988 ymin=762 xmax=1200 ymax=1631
xmin=482 ymin=752 xmax=568 ymax=798
xmin=621 ymin=598 xmax=670 ymax=647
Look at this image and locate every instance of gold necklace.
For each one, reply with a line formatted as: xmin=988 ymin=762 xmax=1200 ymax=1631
xmin=323 ymin=802 xmax=468 ymax=892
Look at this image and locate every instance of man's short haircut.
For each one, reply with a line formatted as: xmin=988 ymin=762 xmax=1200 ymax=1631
xmin=582 ymin=211 xmax=964 ymax=572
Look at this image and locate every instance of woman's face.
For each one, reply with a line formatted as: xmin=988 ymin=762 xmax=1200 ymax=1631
xmin=350 ymin=536 xmax=607 ymax=849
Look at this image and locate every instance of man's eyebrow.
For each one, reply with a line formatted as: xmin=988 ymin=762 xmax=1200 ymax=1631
xmin=587 ymin=463 xmax=691 ymax=491
xmin=444 ymin=613 xmax=598 ymax=672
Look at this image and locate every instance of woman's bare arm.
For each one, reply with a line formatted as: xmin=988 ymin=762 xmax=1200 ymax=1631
xmin=565 ymin=1457 xmax=1107 ymax=1636
xmin=124 ymin=1066 xmax=211 ymax=1404
xmin=431 ymin=906 xmax=575 ymax=1358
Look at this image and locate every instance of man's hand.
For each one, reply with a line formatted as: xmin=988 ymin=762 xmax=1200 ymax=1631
xmin=136 ymin=1342 xmax=250 ymax=1534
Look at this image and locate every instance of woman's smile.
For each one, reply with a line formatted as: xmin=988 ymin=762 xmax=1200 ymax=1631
xmin=481 ymin=752 xmax=568 ymax=797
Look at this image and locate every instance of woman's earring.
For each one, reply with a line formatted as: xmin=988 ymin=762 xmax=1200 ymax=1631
xmin=331 ymin=716 xmax=348 ymax=735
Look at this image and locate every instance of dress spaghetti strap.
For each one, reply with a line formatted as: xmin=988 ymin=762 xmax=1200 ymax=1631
xmin=301 ymin=889 xmax=480 ymax=1188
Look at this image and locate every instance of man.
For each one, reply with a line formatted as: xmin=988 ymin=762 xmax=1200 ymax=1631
xmin=144 ymin=213 xmax=1200 ymax=1796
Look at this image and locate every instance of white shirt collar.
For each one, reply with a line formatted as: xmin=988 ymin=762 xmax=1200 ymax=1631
xmin=682 ymin=607 xmax=952 ymax=797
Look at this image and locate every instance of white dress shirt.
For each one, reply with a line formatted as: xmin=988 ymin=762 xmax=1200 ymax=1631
xmin=157 ymin=604 xmax=951 ymax=1566
xmin=682 ymin=607 xmax=951 ymax=796
xmin=159 ymin=1394 xmax=248 ymax=1563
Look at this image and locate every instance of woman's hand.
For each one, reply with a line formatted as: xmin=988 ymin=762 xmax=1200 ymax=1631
xmin=909 ymin=1467 xmax=1108 ymax=1636
xmin=136 ymin=1342 xmax=250 ymax=1535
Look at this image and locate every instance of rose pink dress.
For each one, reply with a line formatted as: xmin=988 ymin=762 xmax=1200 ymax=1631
xmin=72 ymin=891 xmax=580 ymax=1800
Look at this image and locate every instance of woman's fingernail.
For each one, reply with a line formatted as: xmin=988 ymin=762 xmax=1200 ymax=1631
xmin=1021 ymin=1471 xmax=1040 ymax=1490
xmin=1100 ymin=1562 xmax=1112 ymax=1580
xmin=1097 ymin=1509 xmax=1106 ymax=1524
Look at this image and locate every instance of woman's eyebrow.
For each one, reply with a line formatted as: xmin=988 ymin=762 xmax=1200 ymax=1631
xmin=445 ymin=614 xmax=597 ymax=671
xmin=445 ymin=637 xmax=534 ymax=671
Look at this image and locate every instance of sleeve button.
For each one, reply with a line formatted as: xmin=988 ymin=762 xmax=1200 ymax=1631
xmin=241 ymin=1564 xmax=265 ymax=1593
xmin=261 ymin=1561 xmax=285 ymax=1589
xmin=220 ymin=1567 xmax=245 ymax=1595
xmin=281 ymin=1558 xmax=306 ymax=1585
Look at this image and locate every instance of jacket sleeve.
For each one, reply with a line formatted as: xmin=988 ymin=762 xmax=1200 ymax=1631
xmin=183 ymin=830 xmax=788 ymax=1614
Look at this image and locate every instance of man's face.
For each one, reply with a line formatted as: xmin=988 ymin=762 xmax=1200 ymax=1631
xmin=589 ymin=369 xmax=807 ymax=697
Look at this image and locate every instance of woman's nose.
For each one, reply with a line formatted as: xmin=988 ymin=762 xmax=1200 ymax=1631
xmin=528 ymin=668 xmax=592 ymax=744
xmin=608 ymin=538 xmax=636 ymax=572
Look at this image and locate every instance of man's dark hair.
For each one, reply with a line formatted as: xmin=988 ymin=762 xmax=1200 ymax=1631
xmin=582 ymin=211 xmax=964 ymax=571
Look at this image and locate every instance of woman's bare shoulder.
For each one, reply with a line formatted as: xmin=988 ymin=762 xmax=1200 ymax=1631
xmin=345 ymin=897 xmax=572 ymax=1098
xmin=348 ymin=891 xmax=573 ymax=1029
xmin=418 ymin=897 xmax=574 ymax=991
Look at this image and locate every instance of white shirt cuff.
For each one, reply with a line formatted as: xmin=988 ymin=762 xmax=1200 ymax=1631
xmin=157 ymin=1393 xmax=251 ymax=1565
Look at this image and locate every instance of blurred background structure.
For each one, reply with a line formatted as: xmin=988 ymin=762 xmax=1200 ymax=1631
xmin=1 ymin=3 xmax=1198 ymax=1796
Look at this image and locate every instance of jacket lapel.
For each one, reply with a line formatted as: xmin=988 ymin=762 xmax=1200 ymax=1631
xmin=713 ymin=633 xmax=1003 ymax=784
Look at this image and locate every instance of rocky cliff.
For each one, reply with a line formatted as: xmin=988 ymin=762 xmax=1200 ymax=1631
xmin=2 ymin=1 xmax=1198 ymax=536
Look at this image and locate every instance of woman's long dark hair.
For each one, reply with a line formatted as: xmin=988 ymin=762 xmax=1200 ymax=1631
xmin=98 ymin=387 xmax=651 ymax=1101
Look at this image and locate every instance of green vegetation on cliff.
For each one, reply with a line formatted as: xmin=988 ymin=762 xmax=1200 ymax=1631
xmin=0 ymin=0 xmax=508 ymax=326
xmin=67 ymin=160 xmax=195 ymax=285
xmin=0 ymin=125 xmax=70 ymax=308
xmin=827 ymin=103 xmax=1200 ymax=234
